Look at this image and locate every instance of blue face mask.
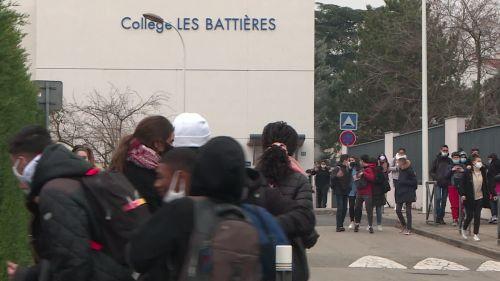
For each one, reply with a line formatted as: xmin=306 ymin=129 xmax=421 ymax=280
xmin=460 ymin=158 xmax=467 ymax=164
xmin=452 ymin=159 xmax=460 ymax=164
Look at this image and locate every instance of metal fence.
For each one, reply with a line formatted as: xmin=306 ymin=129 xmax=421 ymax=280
xmin=458 ymin=125 xmax=500 ymax=157
xmin=347 ymin=139 xmax=385 ymax=158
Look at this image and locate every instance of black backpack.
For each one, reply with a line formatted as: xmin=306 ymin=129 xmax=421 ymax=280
xmin=80 ymin=171 xmax=151 ymax=265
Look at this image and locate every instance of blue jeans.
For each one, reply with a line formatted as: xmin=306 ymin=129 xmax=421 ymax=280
xmin=491 ymin=200 xmax=498 ymax=217
xmin=435 ymin=185 xmax=449 ymax=221
xmin=335 ymin=194 xmax=348 ymax=228
xmin=375 ymin=205 xmax=383 ymax=225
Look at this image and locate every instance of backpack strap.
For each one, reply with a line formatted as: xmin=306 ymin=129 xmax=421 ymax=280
xmin=183 ymin=199 xmax=218 ymax=281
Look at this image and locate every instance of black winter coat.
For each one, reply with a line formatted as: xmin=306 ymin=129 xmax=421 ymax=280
xmin=459 ymin=168 xmax=493 ymax=208
xmin=395 ymin=161 xmax=418 ymax=204
xmin=487 ymin=159 xmax=500 ymax=191
xmin=14 ymin=144 xmax=133 ymax=281
xmin=275 ymin=172 xmax=315 ymax=281
xmin=124 ymin=161 xmax=162 ymax=213
xmin=430 ymin=155 xmax=453 ymax=187
xmin=372 ymin=166 xmax=389 ymax=207
xmin=330 ymin=164 xmax=351 ymax=195
xmin=315 ymin=168 xmax=331 ymax=187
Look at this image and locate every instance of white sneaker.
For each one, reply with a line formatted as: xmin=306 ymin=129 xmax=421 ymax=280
xmin=366 ymin=226 xmax=370 ymax=231
xmin=460 ymin=229 xmax=468 ymax=240
xmin=348 ymin=222 xmax=355 ymax=229
xmin=377 ymin=225 xmax=383 ymax=231
xmin=473 ymin=234 xmax=480 ymax=241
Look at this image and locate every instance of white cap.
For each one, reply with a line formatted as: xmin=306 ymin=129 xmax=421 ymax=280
xmin=173 ymin=113 xmax=211 ymax=148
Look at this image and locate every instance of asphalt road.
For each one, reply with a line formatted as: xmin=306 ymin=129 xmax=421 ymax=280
xmin=308 ymin=214 xmax=499 ymax=281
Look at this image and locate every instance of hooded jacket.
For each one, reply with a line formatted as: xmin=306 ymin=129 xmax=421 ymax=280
xmin=127 ymin=137 xmax=250 ymax=281
xmin=357 ymin=163 xmax=377 ymax=196
xmin=395 ymin=160 xmax=418 ymax=204
xmin=15 ymin=144 xmax=133 ymax=281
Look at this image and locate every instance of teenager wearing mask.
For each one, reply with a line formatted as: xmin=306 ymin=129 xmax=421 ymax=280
xmin=486 ymin=153 xmax=500 ymax=224
xmin=373 ymin=154 xmax=390 ymax=231
xmin=390 ymin=148 xmax=407 ymax=188
xmin=330 ymin=154 xmax=351 ymax=232
xmin=256 ymin=121 xmax=316 ymax=281
xmin=448 ymin=152 xmax=466 ymax=226
xmin=7 ymin=126 xmax=133 ymax=281
xmin=395 ymin=156 xmax=417 ymax=235
xmin=459 ymin=156 xmax=497 ymax=241
xmin=315 ymin=160 xmax=331 ymax=208
xmin=353 ymin=155 xmax=377 ymax=234
xmin=348 ymin=157 xmax=359 ymax=230
xmin=430 ymin=145 xmax=452 ymax=224
xmin=110 ymin=116 xmax=174 ymax=213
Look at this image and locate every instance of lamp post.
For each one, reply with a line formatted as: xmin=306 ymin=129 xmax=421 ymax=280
xmin=143 ymin=13 xmax=187 ymax=112
xmin=421 ymin=0 xmax=429 ymax=213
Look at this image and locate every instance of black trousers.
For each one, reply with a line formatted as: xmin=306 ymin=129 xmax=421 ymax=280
xmin=348 ymin=196 xmax=356 ymax=222
xmin=463 ymin=199 xmax=483 ymax=235
xmin=316 ymin=185 xmax=329 ymax=208
xmin=354 ymin=195 xmax=373 ymax=226
xmin=396 ymin=202 xmax=412 ymax=230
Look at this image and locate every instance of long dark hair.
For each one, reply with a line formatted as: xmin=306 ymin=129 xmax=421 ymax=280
xmin=256 ymin=121 xmax=299 ymax=185
xmin=110 ymin=116 xmax=174 ymax=172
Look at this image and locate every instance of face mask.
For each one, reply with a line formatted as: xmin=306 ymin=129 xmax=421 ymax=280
xmin=474 ymin=162 xmax=482 ymax=169
xmin=321 ymin=164 xmax=326 ymax=168
xmin=163 ymin=171 xmax=186 ymax=203
xmin=350 ymin=162 xmax=356 ymax=168
xmin=12 ymin=155 xmax=41 ymax=188
xmin=379 ymin=156 xmax=386 ymax=161
xmin=452 ymin=159 xmax=460 ymax=164
xmin=460 ymin=158 xmax=467 ymax=164
xmin=441 ymin=152 xmax=449 ymax=157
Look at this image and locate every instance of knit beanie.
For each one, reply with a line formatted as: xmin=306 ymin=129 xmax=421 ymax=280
xmin=173 ymin=113 xmax=211 ymax=148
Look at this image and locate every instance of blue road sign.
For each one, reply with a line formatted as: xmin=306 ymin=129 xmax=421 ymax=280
xmin=340 ymin=112 xmax=358 ymax=131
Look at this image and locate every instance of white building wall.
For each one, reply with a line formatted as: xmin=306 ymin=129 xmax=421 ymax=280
xmin=16 ymin=0 xmax=315 ymax=167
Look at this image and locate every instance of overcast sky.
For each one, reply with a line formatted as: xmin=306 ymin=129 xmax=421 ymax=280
xmin=317 ymin=0 xmax=386 ymax=10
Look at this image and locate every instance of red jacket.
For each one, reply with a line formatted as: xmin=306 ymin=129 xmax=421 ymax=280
xmin=357 ymin=163 xmax=377 ymax=196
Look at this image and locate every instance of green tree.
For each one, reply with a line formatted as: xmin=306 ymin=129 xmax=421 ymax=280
xmin=0 ymin=1 xmax=38 ymax=278
xmin=315 ymin=4 xmax=364 ymax=152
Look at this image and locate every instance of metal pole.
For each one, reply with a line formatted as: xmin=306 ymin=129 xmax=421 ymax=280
xmin=169 ymin=24 xmax=187 ymax=112
xmin=421 ymin=0 xmax=429 ymax=213
xmin=45 ymin=81 xmax=50 ymax=129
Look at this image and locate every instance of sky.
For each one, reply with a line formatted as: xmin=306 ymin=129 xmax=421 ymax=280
xmin=317 ymin=0 xmax=386 ymax=10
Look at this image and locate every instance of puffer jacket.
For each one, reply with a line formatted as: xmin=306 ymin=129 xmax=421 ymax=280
xmin=395 ymin=160 xmax=418 ymax=204
xmin=275 ymin=172 xmax=315 ymax=281
xmin=14 ymin=144 xmax=134 ymax=281
xmin=459 ymin=167 xmax=493 ymax=209
xmin=331 ymin=164 xmax=351 ymax=195
xmin=357 ymin=163 xmax=377 ymax=196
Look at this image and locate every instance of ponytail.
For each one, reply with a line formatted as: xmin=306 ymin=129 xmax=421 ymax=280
xmin=110 ymin=134 xmax=134 ymax=172
xmin=256 ymin=145 xmax=293 ymax=186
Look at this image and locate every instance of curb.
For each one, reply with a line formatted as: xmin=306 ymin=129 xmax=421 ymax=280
xmin=315 ymin=209 xmax=500 ymax=260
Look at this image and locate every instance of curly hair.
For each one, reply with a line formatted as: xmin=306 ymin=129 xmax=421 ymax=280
xmin=256 ymin=121 xmax=298 ymax=185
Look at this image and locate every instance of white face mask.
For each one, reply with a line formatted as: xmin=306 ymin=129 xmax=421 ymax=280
xmin=163 ymin=170 xmax=186 ymax=203
xmin=379 ymin=156 xmax=386 ymax=161
xmin=321 ymin=164 xmax=326 ymax=168
xmin=12 ymin=155 xmax=41 ymax=191
xmin=474 ymin=162 xmax=483 ymax=169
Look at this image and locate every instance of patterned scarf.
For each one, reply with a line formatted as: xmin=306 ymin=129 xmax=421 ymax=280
xmin=127 ymin=138 xmax=161 ymax=170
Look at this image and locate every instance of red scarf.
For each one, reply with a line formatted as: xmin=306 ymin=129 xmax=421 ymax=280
xmin=127 ymin=138 xmax=160 ymax=170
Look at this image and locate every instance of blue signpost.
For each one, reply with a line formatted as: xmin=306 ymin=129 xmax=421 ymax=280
xmin=340 ymin=112 xmax=358 ymax=131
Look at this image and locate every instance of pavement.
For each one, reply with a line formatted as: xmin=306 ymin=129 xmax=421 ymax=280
xmin=315 ymin=207 xmax=500 ymax=259
xmin=309 ymin=210 xmax=500 ymax=281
